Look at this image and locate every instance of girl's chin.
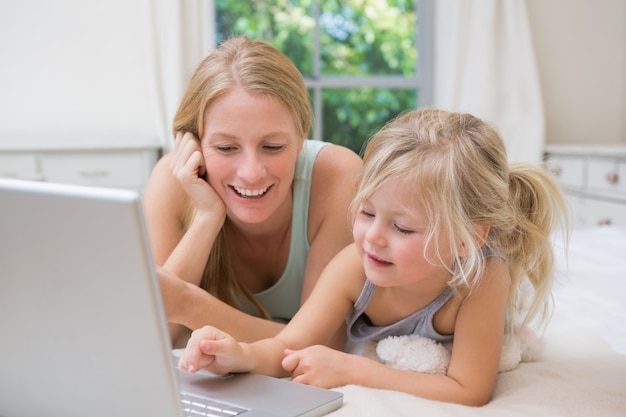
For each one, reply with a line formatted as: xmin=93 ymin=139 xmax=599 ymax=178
xmin=363 ymin=266 xmax=394 ymax=287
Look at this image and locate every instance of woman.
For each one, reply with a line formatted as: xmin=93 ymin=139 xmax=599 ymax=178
xmin=143 ymin=36 xmax=362 ymax=346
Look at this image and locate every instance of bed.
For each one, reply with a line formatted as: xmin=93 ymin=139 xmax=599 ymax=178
xmin=329 ymin=225 xmax=626 ymax=416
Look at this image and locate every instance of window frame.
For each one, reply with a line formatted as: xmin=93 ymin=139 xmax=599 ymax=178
xmin=210 ymin=0 xmax=434 ymax=143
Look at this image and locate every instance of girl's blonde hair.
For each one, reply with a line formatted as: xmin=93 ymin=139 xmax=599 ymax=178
xmin=351 ymin=108 xmax=569 ymax=333
xmin=173 ymin=36 xmax=312 ymax=318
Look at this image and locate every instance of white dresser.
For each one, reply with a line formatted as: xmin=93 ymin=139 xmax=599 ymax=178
xmin=544 ymin=145 xmax=626 ymax=228
xmin=0 ymin=134 xmax=161 ymax=192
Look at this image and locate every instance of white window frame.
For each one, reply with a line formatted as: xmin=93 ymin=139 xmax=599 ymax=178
xmin=211 ymin=0 xmax=434 ymax=142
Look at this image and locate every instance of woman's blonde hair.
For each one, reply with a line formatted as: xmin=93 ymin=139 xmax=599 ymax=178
xmin=351 ymin=108 xmax=569 ymax=333
xmin=173 ymin=36 xmax=312 ymax=318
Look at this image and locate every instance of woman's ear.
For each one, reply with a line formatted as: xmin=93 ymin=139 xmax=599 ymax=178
xmin=456 ymin=223 xmax=490 ymax=256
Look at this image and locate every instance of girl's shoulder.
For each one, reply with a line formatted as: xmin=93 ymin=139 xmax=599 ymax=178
xmin=319 ymin=243 xmax=367 ymax=302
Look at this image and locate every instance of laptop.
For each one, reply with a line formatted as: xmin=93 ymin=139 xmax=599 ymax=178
xmin=0 ymin=178 xmax=343 ymax=417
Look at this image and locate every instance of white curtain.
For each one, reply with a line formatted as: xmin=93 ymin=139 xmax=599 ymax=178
xmin=435 ymin=0 xmax=544 ymax=163
xmin=145 ymin=0 xmax=214 ymax=152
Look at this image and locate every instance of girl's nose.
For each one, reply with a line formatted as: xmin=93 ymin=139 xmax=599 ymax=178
xmin=364 ymin=221 xmax=387 ymax=248
xmin=237 ymin=151 xmax=267 ymax=183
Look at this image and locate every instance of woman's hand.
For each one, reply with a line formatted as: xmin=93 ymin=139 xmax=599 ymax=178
xmin=281 ymin=345 xmax=353 ymax=388
xmin=178 ymin=325 xmax=247 ymax=376
xmin=170 ymin=132 xmax=226 ymax=220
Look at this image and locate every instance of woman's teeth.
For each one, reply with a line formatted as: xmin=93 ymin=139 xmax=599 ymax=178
xmin=233 ymin=186 xmax=269 ymax=197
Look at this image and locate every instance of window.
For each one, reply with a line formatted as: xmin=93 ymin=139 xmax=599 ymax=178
xmin=214 ymin=0 xmax=433 ymax=154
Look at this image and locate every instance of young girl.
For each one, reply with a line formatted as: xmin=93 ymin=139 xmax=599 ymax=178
xmin=177 ymin=108 xmax=569 ymax=406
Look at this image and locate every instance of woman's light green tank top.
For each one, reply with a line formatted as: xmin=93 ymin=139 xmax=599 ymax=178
xmin=246 ymin=139 xmax=330 ymax=322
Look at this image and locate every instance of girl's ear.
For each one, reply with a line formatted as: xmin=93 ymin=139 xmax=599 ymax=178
xmin=456 ymin=223 xmax=490 ymax=256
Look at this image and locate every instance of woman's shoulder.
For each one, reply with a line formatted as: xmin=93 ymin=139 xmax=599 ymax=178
xmin=146 ymin=153 xmax=179 ymax=191
xmin=149 ymin=151 xmax=174 ymax=177
xmin=305 ymin=143 xmax=362 ymax=258
xmin=308 ymin=143 xmax=362 ymax=217
xmin=143 ymin=153 xmax=190 ymax=214
xmin=311 ymin=143 xmax=363 ymax=186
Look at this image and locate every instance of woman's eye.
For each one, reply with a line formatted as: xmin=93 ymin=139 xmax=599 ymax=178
xmin=263 ymin=144 xmax=285 ymax=152
xmin=216 ymin=145 xmax=237 ymax=152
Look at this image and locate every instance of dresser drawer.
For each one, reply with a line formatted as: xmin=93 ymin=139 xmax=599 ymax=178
xmin=40 ymin=151 xmax=152 ymax=189
xmin=587 ymin=158 xmax=626 ymax=194
xmin=544 ymin=155 xmax=585 ymax=188
xmin=0 ymin=153 xmax=40 ymax=180
xmin=568 ymin=195 xmax=626 ymax=228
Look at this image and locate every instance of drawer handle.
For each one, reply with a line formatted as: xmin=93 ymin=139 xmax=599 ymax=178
xmin=1 ymin=173 xmax=45 ymax=181
xmin=548 ymin=165 xmax=562 ymax=177
xmin=79 ymin=170 xmax=110 ymax=178
xmin=597 ymin=217 xmax=612 ymax=226
xmin=606 ymin=171 xmax=619 ymax=184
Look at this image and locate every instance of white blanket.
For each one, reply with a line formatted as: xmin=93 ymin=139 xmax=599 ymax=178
xmin=329 ymin=226 xmax=626 ymax=416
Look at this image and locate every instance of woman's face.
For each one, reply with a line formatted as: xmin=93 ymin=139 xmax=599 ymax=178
xmin=200 ymin=86 xmax=303 ymax=225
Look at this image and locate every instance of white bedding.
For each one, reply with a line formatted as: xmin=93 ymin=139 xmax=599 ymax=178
xmin=329 ymin=226 xmax=626 ymax=416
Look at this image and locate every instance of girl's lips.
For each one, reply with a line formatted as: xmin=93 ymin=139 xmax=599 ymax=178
xmin=367 ymin=253 xmax=393 ymax=266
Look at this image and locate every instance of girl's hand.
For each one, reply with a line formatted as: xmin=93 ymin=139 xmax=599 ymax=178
xmin=170 ymin=132 xmax=226 ymax=220
xmin=178 ymin=325 xmax=245 ymax=376
xmin=281 ymin=345 xmax=352 ymax=388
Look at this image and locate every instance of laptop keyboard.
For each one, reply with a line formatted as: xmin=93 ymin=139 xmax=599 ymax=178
xmin=181 ymin=392 xmax=248 ymax=417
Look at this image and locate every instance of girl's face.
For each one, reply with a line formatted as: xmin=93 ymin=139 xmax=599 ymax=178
xmin=352 ymin=180 xmax=453 ymax=288
xmin=200 ymin=86 xmax=303 ymax=225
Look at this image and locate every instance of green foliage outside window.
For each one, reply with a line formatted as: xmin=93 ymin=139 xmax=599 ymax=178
xmin=216 ymin=0 xmax=419 ymax=154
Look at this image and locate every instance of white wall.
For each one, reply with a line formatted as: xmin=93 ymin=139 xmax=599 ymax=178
xmin=435 ymin=0 xmax=626 ymax=147
xmin=1 ymin=0 xmax=624 ymax=149
xmin=0 ymin=0 xmax=159 ymax=147
xmin=527 ymin=0 xmax=626 ymax=146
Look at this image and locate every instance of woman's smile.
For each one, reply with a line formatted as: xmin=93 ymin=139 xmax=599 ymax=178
xmin=231 ymin=185 xmax=272 ymax=198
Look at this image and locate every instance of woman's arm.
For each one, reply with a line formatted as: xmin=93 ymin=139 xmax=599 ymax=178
xmin=303 ymin=144 xmax=363 ymax=349
xmin=144 ymin=154 xmax=220 ymax=284
xmin=156 ymin=267 xmax=284 ymax=343
xmin=143 ymin=153 xmax=212 ymax=342
xmin=144 ymin=134 xmax=282 ymax=343
xmin=144 ymin=133 xmax=226 ymax=284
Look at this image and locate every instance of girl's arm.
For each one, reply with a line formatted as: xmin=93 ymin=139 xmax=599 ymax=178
xmin=317 ymin=257 xmax=510 ymax=406
xmin=301 ymin=144 xmax=362 ymax=349
xmin=179 ymin=244 xmax=364 ymax=377
xmin=280 ymin=257 xmax=510 ymax=406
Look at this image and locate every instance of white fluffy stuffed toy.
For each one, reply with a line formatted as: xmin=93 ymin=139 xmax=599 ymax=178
xmin=366 ymin=328 xmax=542 ymax=375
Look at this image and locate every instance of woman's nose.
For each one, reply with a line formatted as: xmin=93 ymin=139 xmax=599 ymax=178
xmin=237 ymin=151 xmax=266 ymax=183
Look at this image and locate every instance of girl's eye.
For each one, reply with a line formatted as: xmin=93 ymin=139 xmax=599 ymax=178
xmin=394 ymin=225 xmax=414 ymax=235
xmin=360 ymin=209 xmax=375 ymax=218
